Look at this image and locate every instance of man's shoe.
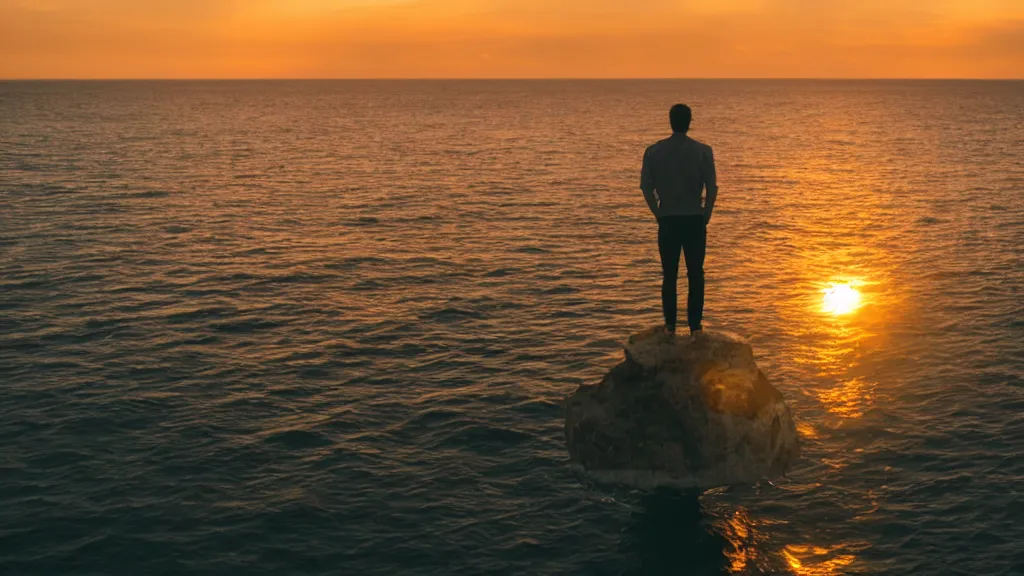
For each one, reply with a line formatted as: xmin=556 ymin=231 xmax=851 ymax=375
xmin=664 ymin=324 xmax=676 ymax=334
xmin=690 ymin=328 xmax=704 ymax=337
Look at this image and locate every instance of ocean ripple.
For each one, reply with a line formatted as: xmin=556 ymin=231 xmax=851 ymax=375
xmin=1 ymin=79 xmax=1022 ymax=576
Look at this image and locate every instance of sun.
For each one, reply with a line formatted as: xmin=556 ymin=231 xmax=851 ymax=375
xmin=822 ymin=282 xmax=862 ymax=315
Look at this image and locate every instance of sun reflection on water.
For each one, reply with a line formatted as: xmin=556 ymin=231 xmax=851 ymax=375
xmin=720 ymin=508 xmax=758 ymax=574
xmin=818 ymin=377 xmax=874 ymax=419
xmin=783 ymin=544 xmax=857 ymax=576
xmin=798 ymin=277 xmax=878 ymax=422
xmin=821 ymin=282 xmax=862 ymax=315
xmin=719 ymin=508 xmax=862 ymax=575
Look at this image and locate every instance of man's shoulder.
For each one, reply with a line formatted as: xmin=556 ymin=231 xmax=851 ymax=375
xmin=644 ymin=137 xmax=673 ymax=156
xmin=688 ymin=137 xmax=713 ymax=153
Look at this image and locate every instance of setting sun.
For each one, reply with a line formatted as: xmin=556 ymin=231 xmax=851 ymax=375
xmin=822 ymin=283 xmax=862 ymax=316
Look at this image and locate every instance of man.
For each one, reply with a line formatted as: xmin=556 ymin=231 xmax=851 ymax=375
xmin=640 ymin=104 xmax=718 ymax=336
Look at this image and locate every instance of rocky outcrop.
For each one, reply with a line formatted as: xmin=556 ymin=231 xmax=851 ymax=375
xmin=565 ymin=327 xmax=799 ymax=489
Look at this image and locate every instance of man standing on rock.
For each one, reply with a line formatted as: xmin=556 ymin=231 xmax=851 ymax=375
xmin=640 ymin=104 xmax=718 ymax=336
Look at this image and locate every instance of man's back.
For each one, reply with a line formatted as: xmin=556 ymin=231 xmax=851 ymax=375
xmin=641 ymin=104 xmax=717 ymax=335
xmin=641 ymin=134 xmax=717 ymax=218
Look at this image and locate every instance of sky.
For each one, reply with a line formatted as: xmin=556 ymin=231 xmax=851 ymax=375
xmin=1 ymin=0 xmax=1022 ymax=78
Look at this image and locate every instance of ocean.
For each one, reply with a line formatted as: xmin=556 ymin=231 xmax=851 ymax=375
xmin=1 ymin=80 xmax=1022 ymax=575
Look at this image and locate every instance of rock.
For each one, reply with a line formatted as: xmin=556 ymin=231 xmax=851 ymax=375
xmin=565 ymin=326 xmax=800 ymax=489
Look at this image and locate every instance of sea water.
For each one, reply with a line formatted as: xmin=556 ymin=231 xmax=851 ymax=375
xmin=1 ymin=80 xmax=1022 ymax=575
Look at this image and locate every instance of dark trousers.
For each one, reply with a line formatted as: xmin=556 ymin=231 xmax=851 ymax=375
xmin=657 ymin=215 xmax=706 ymax=331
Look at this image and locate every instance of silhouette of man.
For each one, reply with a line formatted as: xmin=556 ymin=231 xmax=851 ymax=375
xmin=640 ymin=104 xmax=718 ymax=335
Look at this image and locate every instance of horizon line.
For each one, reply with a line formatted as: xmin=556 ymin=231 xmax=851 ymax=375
xmin=1 ymin=77 xmax=1022 ymax=82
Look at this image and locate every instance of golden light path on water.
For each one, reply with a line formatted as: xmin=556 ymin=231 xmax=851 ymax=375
xmin=723 ymin=275 xmax=881 ymax=574
xmin=814 ymin=278 xmax=875 ymax=420
xmin=705 ymin=102 xmax=901 ymax=571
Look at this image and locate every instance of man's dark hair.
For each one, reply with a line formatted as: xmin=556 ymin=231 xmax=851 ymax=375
xmin=670 ymin=104 xmax=692 ymax=133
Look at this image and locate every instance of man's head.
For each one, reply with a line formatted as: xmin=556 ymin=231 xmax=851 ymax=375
xmin=670 ymin=104 xmax=692 ymax=134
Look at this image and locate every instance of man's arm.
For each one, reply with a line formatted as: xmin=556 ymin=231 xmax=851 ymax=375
xmin=702 ymin=146 xmax=718 ymax=225
xmin=640 ymin=149 xmax=660 ymax=218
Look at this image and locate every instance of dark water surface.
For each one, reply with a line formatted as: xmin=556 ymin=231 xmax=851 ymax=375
xmin=2 ymin=80 xmax=1023 ymax=575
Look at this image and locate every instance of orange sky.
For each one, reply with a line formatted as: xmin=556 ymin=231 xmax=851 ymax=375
xmin=1 ymin=0 xmax=1022 ymax=78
